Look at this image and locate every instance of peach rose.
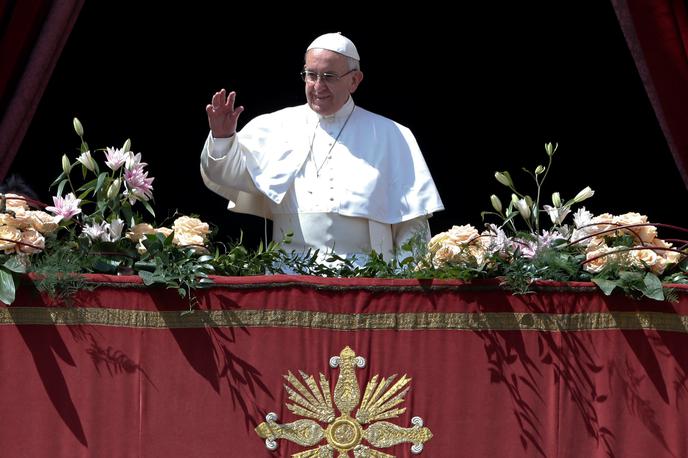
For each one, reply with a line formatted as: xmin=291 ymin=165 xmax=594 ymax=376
xmin=629 ymin=248 xmax=661 ymax=273
xmin=155 ymin=227 xmax=173 ymax=238
xmin=432 ymin=244 xmax=462 ymax=267
xmin=172 ymin=216 xmax=209 ymax=239
xmin=653 ymin=238 xmax=684 ymax=266
xmin=613 ymin=212 xmax=656 ymax=243
xmin=3 ymin=193 xmax=29 ymax=211
xmin=445 ymin=225 xmax=480 ymax=245
xmin=16 ymin=228 xmax=45 ymax=254
xmin=26 ymin=211 xmax=60 ymax=234
xmin=583 ymin=246 xmax=616 ymax=274
xmin=429 ymin=225 xmax=485 ymax=268
xmin=0 ymin=210 xmax=29 ymax=229
xmin=125 ymin=223 xmax=156 ymax=242
xmin=588 ymin=213 xmax=616 ymax=234
xmin=0 ymin=226 xmax=22 ymax=251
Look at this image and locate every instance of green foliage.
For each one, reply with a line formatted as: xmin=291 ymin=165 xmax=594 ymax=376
xmin=134 ymin=232 xmax=215 ymax=311
xmin=29 ymin=243 xmax=91 ymax=302
xmin=211 ymin=232 xmax=288 ymax=276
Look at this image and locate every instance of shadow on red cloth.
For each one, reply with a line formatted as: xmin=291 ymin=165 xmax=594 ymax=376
xmin=150 ymin=290 xmax=274 ymax=431
xmin=474 ymin=291 xmax=613 ymax=457
xmin=473 ymin=289 xmax=686 ymax=458
xmin=9 ymin=309 xmax=88 ymax=447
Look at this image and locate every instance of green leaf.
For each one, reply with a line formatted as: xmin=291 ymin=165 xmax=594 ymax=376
xmin=642 ymin=272 xmax=664 ymax=301
xmin=57 ymin=179 xmax=67 ymax=197
xmin=3 ymin=256 xmax=26 ymax=274
xmin=619 ymin=270 xmax=644 ymax=287
xmin=50 ymin=172 xmax=66 ymax=188
xmin=134 ymin=261 xmax=157 ymax=272
xmin=94 ymin=172 xmax=108 ymax=196
xmin=142 ymin=200 xmax=155 ymax=217
xmin=138 ymin=270 xmax=155 ymax=286
xmin=0 ymin=269 xmax=17 ymax=305
xmin=592 ymin=278 xmax=618 ymax=296
xmin=91 ymin=258 xmax=120 ymax=274
xmin=77 ymin=176 xmax=99 ymax=192
xmin=121 ymin=205 xmax=134 ymax=227
xmin=78 ymin=188 xmax=92 ymax=200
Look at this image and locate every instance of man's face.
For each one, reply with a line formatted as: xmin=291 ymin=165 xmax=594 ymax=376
xmin=304 ymin=49 xmax=362 ymax=116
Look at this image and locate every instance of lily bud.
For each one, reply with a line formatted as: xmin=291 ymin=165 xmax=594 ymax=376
xmin=524 ymin=195 xmax=533 ymax=208
xmin=61 ymin=154 xmax=71 ymax=175
xmin=515 ymin=198 xmax=531 ymax=220
xmin=511 ymin=193 xmax=519 ymax=205
xmin=573 ymin=186 xmax=595 ymax=203
xmin=534 ymin=165 xmax=545 ymax=175
xmin=495 ymin=171 xmax=513 ymax=187
xmin=107 ymin=178 xmax=121 ymax=200
xmin=122 ymin=138 xmax=131 ymax=153
xmin=545 ymin=142 xmax=556 ymax=157
xmin=551 ymin=192 xmax=561 ymax=207
xmin=77 ymin=151 xmax=96 ymax=172
xmin=490 ymin=194 xmax=502 ymax=213
xmin=73 ymin=117 xmax=84 ymax=137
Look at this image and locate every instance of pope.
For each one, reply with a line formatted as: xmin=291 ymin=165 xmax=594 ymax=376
xmin=201 ymin=32 xmax=444 ymax=266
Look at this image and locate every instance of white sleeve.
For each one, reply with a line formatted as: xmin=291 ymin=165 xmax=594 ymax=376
xmin=200 ymin=132 xmax=259 ymax=194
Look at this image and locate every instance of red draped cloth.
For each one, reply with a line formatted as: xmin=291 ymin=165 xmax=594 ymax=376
xmin=0 ymin=0 xmax=83 ymax=179
xmin=1 ymin=275 xmax=687 ymax=457
xmin=612 ymin=0 xmax=688 ymax=187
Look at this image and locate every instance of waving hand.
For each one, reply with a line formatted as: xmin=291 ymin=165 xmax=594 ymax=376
xmin=205 ymin=89 xmax=245 ymax=138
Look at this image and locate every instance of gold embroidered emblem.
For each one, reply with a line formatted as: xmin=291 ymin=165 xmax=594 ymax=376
xmin=255 ymin=346 xmax=433 ymax=457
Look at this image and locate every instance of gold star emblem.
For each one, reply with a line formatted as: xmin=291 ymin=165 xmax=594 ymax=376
xmin=255 ymin=346 xmax=433 ymax=457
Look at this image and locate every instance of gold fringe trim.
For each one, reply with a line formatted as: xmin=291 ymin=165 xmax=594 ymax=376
xmin=1 ymin=307 xmax=687 ymax=333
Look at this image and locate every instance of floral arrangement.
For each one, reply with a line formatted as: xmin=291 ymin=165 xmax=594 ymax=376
xmin=0 ymin=118 xmax=286 ymax=306
xmin=0 ymin=126 xmax=685 ymax=306
xmin=424 ymin=143 xmax=688 ymax=300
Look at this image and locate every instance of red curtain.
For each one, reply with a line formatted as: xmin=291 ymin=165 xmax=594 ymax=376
xmin=0 ymin=0 xmax=83 ymax=180
xmin=1 ymin=274 xmax=687 ymax=457
xmin=611 ymin=0 xmax=688 ymax=188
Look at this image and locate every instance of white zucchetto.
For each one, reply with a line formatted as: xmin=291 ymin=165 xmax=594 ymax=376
xmin=307 ymin=32 xmax=360 ymax=61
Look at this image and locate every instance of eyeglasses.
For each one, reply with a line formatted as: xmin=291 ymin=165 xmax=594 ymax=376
xmin=300 ymin=69 xmax=356 ymax=84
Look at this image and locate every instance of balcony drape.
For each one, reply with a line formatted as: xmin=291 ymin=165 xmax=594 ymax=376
xmin=1 ymin=275 xmax=687 ymax=457
xmin=0 ymin=0 xmax=83 ymax=180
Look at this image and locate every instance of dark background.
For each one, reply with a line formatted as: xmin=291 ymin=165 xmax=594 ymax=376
xmin=11 ymin=3 xmax=688 ymax=248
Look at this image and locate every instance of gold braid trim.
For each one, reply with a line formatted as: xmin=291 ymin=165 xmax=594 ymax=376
xmin=1 ymin=307 xmax=687 ymax=332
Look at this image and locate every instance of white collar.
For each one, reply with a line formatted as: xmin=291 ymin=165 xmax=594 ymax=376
xmin=312 ymin=97 xmax=355 ymax=123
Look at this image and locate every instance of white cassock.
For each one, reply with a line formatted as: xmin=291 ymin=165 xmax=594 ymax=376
xmin=200 ymin=97 xmax=444 ymax=264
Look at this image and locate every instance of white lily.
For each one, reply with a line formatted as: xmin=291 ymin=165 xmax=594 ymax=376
xmin=77 ymin=151 xmax=97 ymax=172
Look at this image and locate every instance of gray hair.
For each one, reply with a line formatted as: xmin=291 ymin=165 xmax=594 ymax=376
xmin=345 ymin=56 xmax=360 ymax=71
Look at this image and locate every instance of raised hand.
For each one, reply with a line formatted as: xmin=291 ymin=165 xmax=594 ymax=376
xmin=205 ymin=89 xmax=245 ymax=138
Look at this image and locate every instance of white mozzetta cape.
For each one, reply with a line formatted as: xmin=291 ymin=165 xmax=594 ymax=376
xmin=202 ymin=101 xmax=444 ymax=225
